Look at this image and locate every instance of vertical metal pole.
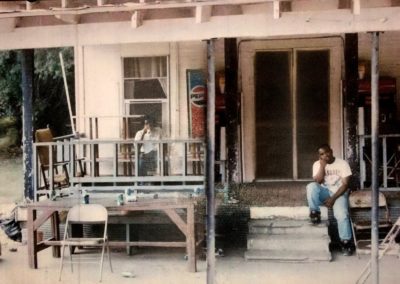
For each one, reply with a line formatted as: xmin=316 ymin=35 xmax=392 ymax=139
xmin=206 ymin=39 xmax=216 ymax=284
xmin=20 ymin=49 xmax=34 ymax=200
xmin=370 ymin=31 xmax=380 ymax=284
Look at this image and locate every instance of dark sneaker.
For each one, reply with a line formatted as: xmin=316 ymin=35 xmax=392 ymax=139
xmin=309 ymin=210 xmax=321 ymax=225
xmin=341 ymin=240 xmax=354 ymax=256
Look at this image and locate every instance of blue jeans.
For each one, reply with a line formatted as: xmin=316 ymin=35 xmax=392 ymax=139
xmin=138 ymin=150 xmax=157 ymax=177
xmin=306 ymin=182 xmax=352 ymax=241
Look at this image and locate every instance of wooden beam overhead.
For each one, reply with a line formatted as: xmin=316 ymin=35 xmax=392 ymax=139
xmin=55 ymin=14 xmax=80 ymax=24
xmin=131 ymin=10 xmax=143 ymax=28
xmin=97 ymin=0 xmax=107 ymax=6
xmin=352 ymin=0 xmax=360 ymax=15
xmin=195 ymin=5 xmax=212 ymax=23
xmin=0 ymin=18 xmax=17 ymax=32
xmin=273 ymin=1 xmax=280 ymax=19
xmin=61 ymin=0 xmax=70 ymax=9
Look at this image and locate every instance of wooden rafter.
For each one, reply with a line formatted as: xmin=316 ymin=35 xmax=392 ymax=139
xmin=352 ymin=0 xmax=360 ymax=15
xmin=195 ymin=5 xmax=212 ymax=23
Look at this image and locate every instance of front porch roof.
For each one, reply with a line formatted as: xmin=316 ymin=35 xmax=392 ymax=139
xmin=1 ymin=0 xmax=400 ymax=49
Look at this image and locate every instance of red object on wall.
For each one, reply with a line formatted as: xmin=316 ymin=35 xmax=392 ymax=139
xmin=358 ymin=76 xmax=396 ymax=105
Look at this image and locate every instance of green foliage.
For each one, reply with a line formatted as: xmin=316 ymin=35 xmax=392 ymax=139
xmin=0 ymin=47 xmax=75 ymax=142
xmin=0 ymin=51 xmax=22 ymax=118
xmin=34 ymin=47 xmax=75 ymax=136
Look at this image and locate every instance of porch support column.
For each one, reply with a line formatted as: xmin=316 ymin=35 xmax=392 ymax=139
xmin=20 ymin=49 xmax=34 ymax=200
xmin=370 ymin=31 xmax=380 ymax=284
xmin=206 ymin=39 xmax=216 ymax=284
xmin=344 ymin=33 xmax=359 ymax=190
xmin=224 ymin=38 xmax=240 ymax=183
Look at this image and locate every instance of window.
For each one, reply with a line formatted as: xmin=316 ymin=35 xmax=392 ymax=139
xmin=123 ymin=56 xmax=169 ymax=137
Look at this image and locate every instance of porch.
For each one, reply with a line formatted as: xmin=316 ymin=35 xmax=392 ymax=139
xmin=32 ymin=135 xmax=207 ymax=201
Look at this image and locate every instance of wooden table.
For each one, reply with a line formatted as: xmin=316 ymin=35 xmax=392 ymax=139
xmin=27 ymin=196 xmax=200 ymax=272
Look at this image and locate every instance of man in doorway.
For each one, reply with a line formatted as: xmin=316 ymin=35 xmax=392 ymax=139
xmin=134 ymin=116 xmax=162 ymax=177
xmin=306 ymin=144 xmax=353 ymax=256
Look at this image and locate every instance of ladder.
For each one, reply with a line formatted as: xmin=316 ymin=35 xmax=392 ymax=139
xmin=356 ymin=217 xmax=400 ymax=284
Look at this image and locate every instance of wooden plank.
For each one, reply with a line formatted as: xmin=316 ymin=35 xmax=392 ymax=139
xmin=195 ymin=5 xmax=212 ymax=23
xmin=27 ymin=208 xmax=37 ymax=268
xmin=131 ymin=11 xmax=143 ymax=28
xmin=352 ymin=0 xmax=360 ymax=14
xmin=164 ymin=209 xmax=188 ymax=237
xmin=273 ymin=1 xmax=280 ymax=19
xmin=51 ymin=212 xmax=61 ymax=257
xmin=33 ymin=209 xmax=55 ymax=230
xmin=44 ymin=240 xmax=186 ymax=247
xmin=187 ymin=203 xmax=196 ymax=272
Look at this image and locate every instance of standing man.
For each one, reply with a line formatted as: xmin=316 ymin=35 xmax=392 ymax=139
xmin=134 ymin=117 xmax=162 ymax=177
xmin=306 ymin=144 xmax=353 ymax=256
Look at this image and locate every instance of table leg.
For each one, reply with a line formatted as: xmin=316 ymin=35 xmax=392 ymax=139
xmin=51 ymin=211 xmax=61 ymax=257
xmin=27 ymin=208 xmax=38 ymax=269
xmin=187 ymin=204 xmax=196 ymax=272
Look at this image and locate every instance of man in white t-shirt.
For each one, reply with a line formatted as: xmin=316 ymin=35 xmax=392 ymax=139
xmin=306 ymin=144 xmax=353 ymax=256
xmin=134 ymin=117 xmax=162 ymax=177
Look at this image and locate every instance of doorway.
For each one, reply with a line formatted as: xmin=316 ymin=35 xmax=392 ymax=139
xmin=255 ymin=49 xmax=330 ymax=180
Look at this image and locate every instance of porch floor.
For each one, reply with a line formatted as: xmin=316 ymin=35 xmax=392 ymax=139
xmin=232 ymin=182 xmax=309 ymax=207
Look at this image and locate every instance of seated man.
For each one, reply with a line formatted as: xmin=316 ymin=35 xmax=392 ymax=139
xmin=306 ymin=144 xmax=353 ymax=256
xmin=134 ymin=117 xmax=162 ymax=177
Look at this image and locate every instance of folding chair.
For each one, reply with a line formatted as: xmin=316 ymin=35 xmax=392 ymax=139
xmin=58 ymin=204 xmax=113 ymax=282
xmin=35 ymin=128 xmax=70 ymax=195
xmin=349 ymin=190 xmax=392 ymax=258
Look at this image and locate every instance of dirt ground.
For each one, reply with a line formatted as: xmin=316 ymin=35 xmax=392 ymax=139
xmin=1 ymin=241 xmax=400 ymax=284
xmin=0 ymin=156 xmax=23 ymax=204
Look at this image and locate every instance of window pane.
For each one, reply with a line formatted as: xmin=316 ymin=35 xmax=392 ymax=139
xmin=296 ymin=50 xmax=329 ymax=179
xmin=124 ymin=79 xmax=167 ymax=99
xmin=125 ymin=102 xmax=163 ymax=138
xmin=124 ymin=56 xmax=167 ymax=78
xmin=255 ymin=51 xmax=292 ymax=179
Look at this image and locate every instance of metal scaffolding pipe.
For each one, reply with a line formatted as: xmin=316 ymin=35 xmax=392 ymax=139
xmin=206 ymin=39 xmax=216 ymax=284
xmin=370 ymin=31 xmax=380 ymax=284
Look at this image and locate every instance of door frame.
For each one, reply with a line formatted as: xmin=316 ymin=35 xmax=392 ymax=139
xmin=240 ymin=37 xmax=343 ymax=182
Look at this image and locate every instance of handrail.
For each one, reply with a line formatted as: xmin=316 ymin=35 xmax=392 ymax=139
xmin=33 ymin=138 xmax=206 ymax=201
xmin=359 ymin=134 xmax=400 ymax=191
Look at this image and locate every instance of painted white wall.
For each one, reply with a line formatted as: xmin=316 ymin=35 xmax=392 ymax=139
xmin=83 ymin=44 xmax=121 ymax=138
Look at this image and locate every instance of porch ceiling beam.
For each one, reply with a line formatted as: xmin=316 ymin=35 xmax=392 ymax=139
xmin=131 ymin=10 xmax=144 ymax=28
xmin=195 ymin=5 xmax=212 ymax=23
xmin=0 ymin=0 xmax=290 ymax=19
xmin=1 ymin=6 xmax=400 ymax=50
xmin=0 ymin=18 xmax=17 ymax=33
xmin=273 ymin=1 xmax=280 ymax=19
xmin=352 ymin=0 xmax=360 ymax=15
xmin=54 ymin=14 xmax=80 ymax=24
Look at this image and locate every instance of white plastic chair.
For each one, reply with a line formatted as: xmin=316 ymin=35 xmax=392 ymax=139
xmin=58 ymin=204 xmax=113 ymax=282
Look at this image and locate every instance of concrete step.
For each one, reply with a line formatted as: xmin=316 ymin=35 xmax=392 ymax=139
xmin=249 ymin=219 xmax=328 ymax=235
xmin=250 ymin=206 xmax=328 ymax=220
xmin=247 ymin=234 xmax=330 ymax=252
xmin=244 ymin=249 xmax=332 ymax=262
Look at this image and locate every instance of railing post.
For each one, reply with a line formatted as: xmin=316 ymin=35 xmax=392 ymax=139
xmin=383 ymin=137 xmax=387 ymax=188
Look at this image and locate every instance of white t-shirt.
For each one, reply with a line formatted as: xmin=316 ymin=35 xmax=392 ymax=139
xmin=134 ymin=127 xmax=162 ymax=154
xmin=312 ymin=158 xmax=352 ymax=193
